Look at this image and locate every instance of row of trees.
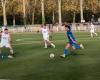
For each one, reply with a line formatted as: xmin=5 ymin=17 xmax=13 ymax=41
xmin=0 ymin=0 xmax=100 ymax=26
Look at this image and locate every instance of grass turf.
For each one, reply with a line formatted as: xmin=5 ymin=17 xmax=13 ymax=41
xmin=0 ymin=32 xmax=100 ymax=80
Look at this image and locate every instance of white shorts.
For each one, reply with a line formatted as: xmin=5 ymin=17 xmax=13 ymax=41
xmin=0 ymin=42 xmax=11 ymax=48
xmin=43 ymin=35 xmax=49 ymax=41
xmin=90 ymin=30 xmax=95 ymax=33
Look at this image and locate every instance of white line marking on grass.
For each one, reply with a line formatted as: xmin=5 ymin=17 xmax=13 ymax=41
xmin=16 ymin=36 xmax=100 ymax=41
xmin=13 ymin=38 xmax=100 ymax=46
xmin=16 ymin=38 xmax=34 ymax=41
xmin=13 ymin=41 xmax=43 ymax=46
xmin=16 ymin=39 xmax=22 ymax=41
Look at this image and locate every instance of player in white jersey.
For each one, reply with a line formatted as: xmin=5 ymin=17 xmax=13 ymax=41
xmin=0 ymin=28 xmax=14 ymax=58
xmin=90 ymin=23 xmax=98 ymax=38
xmin=40 ymin=24 xmax=55 ymax=48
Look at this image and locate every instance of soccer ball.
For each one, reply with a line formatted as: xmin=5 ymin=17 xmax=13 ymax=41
xmin=50 ymin=53 xmax=55 ymax=59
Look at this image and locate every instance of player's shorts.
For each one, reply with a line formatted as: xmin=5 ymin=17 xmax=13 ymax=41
xmin=0 ymin=42 xmax=11 ymax=48
xmin=90 ymin=30 xmax=95 ymax=33
xmin=43 ymin=35 xmax=49 ymax=41
xmin=68 ymin=41 xmax=76 ymax=47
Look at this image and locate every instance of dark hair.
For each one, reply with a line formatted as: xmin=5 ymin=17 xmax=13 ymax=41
xmin=44 ymin=24 xmax=46 ymax=26
xmin=4 ymin=28 xmax=8 ymax=31
xmin=65 ymin=25 xmax=71 ymax=30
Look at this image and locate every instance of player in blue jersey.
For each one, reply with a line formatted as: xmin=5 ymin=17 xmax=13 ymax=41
xmin=60 ymin=24 xmax=84 ymax=58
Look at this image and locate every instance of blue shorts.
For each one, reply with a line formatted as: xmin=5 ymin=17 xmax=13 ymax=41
xmin=68 ymin=41 xmax=80 ymax=50
xmin=68 ymin=41 xmax=76 ymax=47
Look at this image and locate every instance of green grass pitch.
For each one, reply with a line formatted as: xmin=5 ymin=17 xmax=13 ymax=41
xmin=0 ymin=32 xmax=100 ymax=80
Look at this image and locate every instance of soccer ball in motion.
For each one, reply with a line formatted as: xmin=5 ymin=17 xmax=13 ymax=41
xmin=50 ymin=53 xmax=55 ymax=59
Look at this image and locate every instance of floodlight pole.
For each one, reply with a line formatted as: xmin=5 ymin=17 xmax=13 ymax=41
xmin=23 ymin=0 xmax=26 ymax=26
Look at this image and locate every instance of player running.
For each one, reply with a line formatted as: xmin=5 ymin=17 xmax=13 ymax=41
xmin=40 ymin=24 xmax=55 ymax=48
xmin=60 ymin=24 xmax=84 ymax=58
xmin=0 ymin=28 xmax=14 ymax=59
xmin=90 ymin=23 xmax=98 ymax=38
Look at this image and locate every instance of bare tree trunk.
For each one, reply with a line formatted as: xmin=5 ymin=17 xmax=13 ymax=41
xmin=41 ymin=0 xmax=45 ymax=24
xmin=73 ymin=12 xmax=76 ymax=23
xmin=80 ymin=0 xmax=84 ymax=22
xmin=32 ymin=0 xmax=37 ymax=25
xmin=52 ymin=10 xmax=55 ymax=24
xmin=23 ymin=0 xmax=26 ymax=26
xmin=1 ymin=0 xmax=7 ymax=26
xmin=13 ymin=14 xmax=15 ymax=27
xmin=58 ymin=0 xmax=62 ymax=30
xmin=32 ymin=12 xmax=35 ymax=25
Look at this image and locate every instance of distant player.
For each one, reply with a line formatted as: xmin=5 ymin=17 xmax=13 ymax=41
xmin=60 ymin=24 xmax=84 ymax=58
xmin=90 ymin=23 xmax=98 ymax=38
xmin=0 ymin=28 xmax=14 ymax=58
xmin=40 ymin=24 xmax=55 ymax=48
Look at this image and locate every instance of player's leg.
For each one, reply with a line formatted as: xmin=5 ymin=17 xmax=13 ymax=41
xmin=44 ymin=40 xmax=48 ymax=48
xmin=75 ymin=44 xmax=84 ymax=49
xmin=43 ymin=35 xmax=48 ymax=48
xmin=60 ymin=43 xmax=71 ymax=58
xmin=90 ymin=32 xmax=93 ymax=38
xmin=47 ymin=40 xmax=55 ymax=48
xmin=7 ymin=44 xmax=14 ymax=58
xmin=0 ymin=43 xmax=6 ymax=58
xmin=70 ymin=43 xmax=84 ymax=55
xmin=73 ymin=43 xmax=84 ymax=50
xmin=46 ymin=35 xmax=55 ymax=48
xmin=94 ymin=32 xmax=98 ymax=36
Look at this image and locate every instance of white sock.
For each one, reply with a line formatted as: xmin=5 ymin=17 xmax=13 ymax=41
xmin=10 ymin=49 xmax=14 ymax=54
xmin=95 ymin=33 xmax=98 ymax=36
xmin=51 ymin=43 xmax=55 ymax=48
xmin=45 ymin=42 xmax=47 ymax=48
xmin=91 ymin=33 xmax=93 ymax=38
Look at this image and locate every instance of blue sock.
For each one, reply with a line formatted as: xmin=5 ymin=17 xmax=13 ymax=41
xmin=76 ymin=45 xmax=81 ymax=49
xmin=64 ymin=49 xmax=69 ymax=55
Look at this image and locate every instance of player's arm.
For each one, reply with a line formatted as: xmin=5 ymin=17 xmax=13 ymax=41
xmin=69 ymin=34 xmax=76 ymax=43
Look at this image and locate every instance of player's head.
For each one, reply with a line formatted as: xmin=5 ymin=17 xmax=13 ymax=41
xmin=62 ymin=22 xmax=67 ymax=26
xmin=43 ymin=24 xmax=47 ymax=29
xmin=4 ymin=28 xmax=8 ymax=34
xmin=65 ymin=25 xmax=71 ymax=31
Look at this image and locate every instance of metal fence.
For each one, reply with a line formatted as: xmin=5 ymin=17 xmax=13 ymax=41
xmin=0 ymin=23 xmax=100 ymax=33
